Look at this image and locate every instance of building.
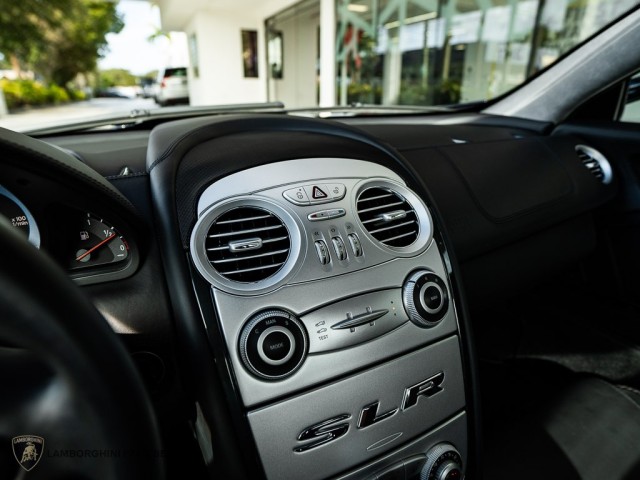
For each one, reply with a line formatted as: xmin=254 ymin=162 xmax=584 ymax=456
xmin=156 ymin=0 xmax=638 ymax=109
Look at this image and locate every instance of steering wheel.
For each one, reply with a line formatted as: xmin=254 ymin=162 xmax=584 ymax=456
xmin=0 ymin=130 xmax=164 ymax=479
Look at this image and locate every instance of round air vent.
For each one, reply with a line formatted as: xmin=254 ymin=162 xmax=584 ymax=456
xmin=190 ymin=197 xmax=303 ymax=295
xmin=205 ymin=206 xmax=290 ymax=283
xmin=357 ymin=186 xmax=419 ymax=248
xmin=576 ymin=145 xmax=613 ymax=184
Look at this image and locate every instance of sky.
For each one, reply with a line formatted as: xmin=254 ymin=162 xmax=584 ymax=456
xmin=98 ymin=1 xmax=171 ymax=75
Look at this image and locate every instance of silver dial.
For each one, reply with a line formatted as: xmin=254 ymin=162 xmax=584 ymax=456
xmin=403 ymin=270 xmax=449 ymax=328
xmin=421 ymin=443 xmax=463 ymax=480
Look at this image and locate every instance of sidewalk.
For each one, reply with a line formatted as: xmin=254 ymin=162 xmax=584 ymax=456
xmin=0 ymin=98 xmax=157 ymax=132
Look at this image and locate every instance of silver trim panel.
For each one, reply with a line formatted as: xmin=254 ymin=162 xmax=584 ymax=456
xmin=196 ymin=158 xmax=403 ymax=214
xmin=213 ymin=244 xmax=455 ymax=407
xmin=248 ymin=337 xmax=465 ymax=480
xmin=191 ymin=160 xmax=433 ymax=295
xmin=336 ymin=412 xmax=467 ymax=479
xmin=188 ymin=157 xmax=467 ymax=478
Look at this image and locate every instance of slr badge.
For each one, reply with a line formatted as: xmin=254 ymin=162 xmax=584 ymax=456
xmin=295 ymin=371 xmax=445 ymax=452
xmin=12 ymin=435 xmax=44 ymax=472
xmin=294 ymin=414 xmax=351 ymax=452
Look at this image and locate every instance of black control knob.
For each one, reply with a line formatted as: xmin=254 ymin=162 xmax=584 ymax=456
xmin=239 ymin=309 xmax=308 ymax=380
xmin=420 ymin=443 xmax=463 ymax=480
xmin=403 ymin=270 xmax=449 ymax=328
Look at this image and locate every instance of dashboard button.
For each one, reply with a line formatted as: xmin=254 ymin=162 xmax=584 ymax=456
xmin=314 ymin=240 xmax=330 ymax=265
xmin=422 ymin=284 xmax=443 ymax=313
xmin=304 ymin=184 xmax=333 ymax=204
xmin=300 ymin=289 xmax=408 ymax=353
xmin=283 ymin=187 xmax=310 ymax=205
xmin=331 ymin=236 xmax=347 ymax=261
xmin=258 ymin=327 xmax=295 ymax=365
xmin=326 ymin=183 xmax=346 ymax=200
xmin=307 ymin=208 xmax=346 ymax=222
xmin=347 ymin=233 xmax=363 ymax=256
xmin=331 ymin=307 xmax=389 ymax=330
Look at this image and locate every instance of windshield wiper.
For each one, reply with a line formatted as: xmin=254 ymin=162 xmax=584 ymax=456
xmin=27 ymin=102 xmax=286 ymax=136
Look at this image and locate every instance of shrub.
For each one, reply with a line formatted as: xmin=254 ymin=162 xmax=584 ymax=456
xmin=0 ymin=79 xmax=22 ymax=110
xmin=0 ymin=79 xmax=78 ymax=110
xmin=17 ymin=80 xmax=49 ymax=105
xmin=68 ymin=88 xmax=87 ymax=101
xmin=47 ymin=84 xmax=70 ymax=104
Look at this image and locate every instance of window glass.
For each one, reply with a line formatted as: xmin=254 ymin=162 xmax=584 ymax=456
xmin=337 ymin=0 xmax=640 ymax=106
xmin=620 ymin=72 xmax=640 ymax=122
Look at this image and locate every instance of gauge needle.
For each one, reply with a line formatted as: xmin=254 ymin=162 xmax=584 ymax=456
xmin=76 ymin=233 xmax=116 ymax=261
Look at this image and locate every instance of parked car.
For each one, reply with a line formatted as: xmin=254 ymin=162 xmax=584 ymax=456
xmin=154 ymin=67 xmax=189 ymax=107
xmin=3 ymin=3 xmax=640 ymax=480
xmin=140 ymin=78 xmax=157 ymax=99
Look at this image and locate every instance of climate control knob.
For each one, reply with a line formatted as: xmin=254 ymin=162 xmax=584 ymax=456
xmin=403 ymin=270 xmax=449 ymax=328
xmin=239 ymin=309 xmax=308 ymax=380
xmin=420 ymin=443 xmax=463 ymax=480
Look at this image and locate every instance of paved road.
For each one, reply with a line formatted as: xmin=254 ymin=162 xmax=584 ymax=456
xmin=0 ymin=97 xmax=159 ymax=132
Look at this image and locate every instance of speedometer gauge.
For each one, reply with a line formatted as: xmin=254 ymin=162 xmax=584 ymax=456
xmin=70 ymin=213 xmax=129 ymax=270
xmin=0 ymin=185 xmax=41 ymax=248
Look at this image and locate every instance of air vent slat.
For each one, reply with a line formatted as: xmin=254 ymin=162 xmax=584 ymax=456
xmin=208 ymin=224 xmax=284 ymax=238
xmin=357 ymin=187 xmax=419 ymax=248
xmin=357 ymin=201 xmax=405 ymax=215
xmin=205 ymin=206 xmax=290 ymax=283
xmin=368 ymin=220 xmax=416 ymax=235
xmin=211 ymin=249 xmax=289 ymax=264
xmin=219 ymin=262 xmax=285 ymax=276
xmin=207 ymin=245 xmax=230 ymax=252
xmin=261 ymin=236 xmax=288 ymax=244
xmin=215 ymin=214 xmax=273 ymax=224
xmin=380 ymin=230 xmax=418 ymax=244
xmin=358 ymin=193 xmax=395 ymax=202
xmin=361 ymin=210 xmax=414 ymax=225
xmin=207 ymin=235 xmax=290 ymax=252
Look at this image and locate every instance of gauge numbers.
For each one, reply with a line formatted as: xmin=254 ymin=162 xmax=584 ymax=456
xmin=0 ymin=185 xmax=41 ymax=248
xmin=70 ymin=213 xmax=129 ymax=270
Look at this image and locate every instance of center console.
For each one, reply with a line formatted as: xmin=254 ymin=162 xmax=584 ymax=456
xmin=188 ymin=157 xmax=469 ymax=480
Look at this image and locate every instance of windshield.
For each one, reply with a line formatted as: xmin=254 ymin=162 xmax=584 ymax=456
xmin=0 ymin=0 xmax=638 ymax=132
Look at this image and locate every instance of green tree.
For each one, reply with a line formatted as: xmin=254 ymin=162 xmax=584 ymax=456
xmin=36 ymin=1 xmax=124 ymax=86
xmin=0 ymin=0 xmax=72 ymax=74
xmin=97 ymin=68 xmax=138 ymax=89
xmin=0 ymin=0 xmax=123 ymax=86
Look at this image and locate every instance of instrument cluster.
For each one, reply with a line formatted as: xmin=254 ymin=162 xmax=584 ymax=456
xmin=0 ymin=184 xmax=138 ymax=285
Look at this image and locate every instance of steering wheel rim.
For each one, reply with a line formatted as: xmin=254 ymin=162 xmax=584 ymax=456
xmin=0 ymin=218 xmax=164 ymax=479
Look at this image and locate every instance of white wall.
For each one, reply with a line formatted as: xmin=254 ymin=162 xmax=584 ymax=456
xmin=268 ymin=6 xmax=319 ymax=108
xmin=186 ymin=11 xmax=266 ymax=106
xmin=160 ymin=0 xmax=319 ymax=107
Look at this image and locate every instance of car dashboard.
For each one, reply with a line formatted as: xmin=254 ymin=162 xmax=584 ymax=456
xmin=0 ymin=110 xmax=621 ymax=479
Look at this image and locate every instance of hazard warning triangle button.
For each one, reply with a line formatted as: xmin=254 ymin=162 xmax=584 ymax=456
xmin=312 ymin=186 xmax=328 ymax=199
xmin=304 ymin=184 xmax=332 ymax=204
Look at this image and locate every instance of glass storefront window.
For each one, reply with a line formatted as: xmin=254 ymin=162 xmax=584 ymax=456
xmin=266 ymin=0 xmax=321 ymax=108
xmin=336 ymin=0 xmax=640 ymax=107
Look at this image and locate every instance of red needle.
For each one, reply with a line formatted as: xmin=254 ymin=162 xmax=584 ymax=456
xmin=76 ymin=233 xmax=116 ymax=261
